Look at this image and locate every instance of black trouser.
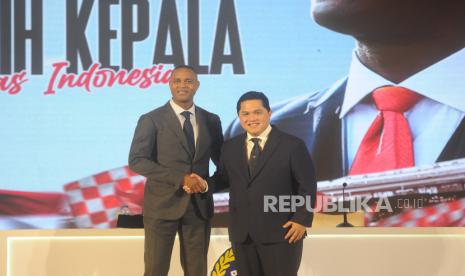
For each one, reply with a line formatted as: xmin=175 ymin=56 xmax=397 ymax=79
xmin=232 ymin=236 xmax=303 ymax=276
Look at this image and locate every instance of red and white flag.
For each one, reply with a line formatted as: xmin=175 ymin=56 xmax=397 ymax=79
xmin=0 ymin=189 xmax=70 ymax=229
xmin=368 ymin=198 xmax=465 ymax=227
xmin=63 ymin=166 xmax=145 ymax=228
xmin=0 ymin=166 xmax=146 ymax=229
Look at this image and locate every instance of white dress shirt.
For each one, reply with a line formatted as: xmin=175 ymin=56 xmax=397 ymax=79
xmin=339 ymin=47 xmax=465 ymax=168
xmin=246 ymin=125 xmax=272 ymax=159
xmin=170 ymin=99 xmax=207 ymax=192
xmin=169 ymin=99 xmax=199 ymax=146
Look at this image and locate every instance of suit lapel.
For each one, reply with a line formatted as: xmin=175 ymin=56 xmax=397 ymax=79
xmin=310 ymin=83 xmax=346 ymax=179
xmin=193 ymin=108 xmax=211 ymax=162
xmin=163 ymin=102 xmax=194 ymax=158
xmin=437 ymin=117 xmax=465 ymax=162
xmin=249 ymin=128 xmax=281 ymax=182
xmin=235 ymin=134 xmax=250 ymax=182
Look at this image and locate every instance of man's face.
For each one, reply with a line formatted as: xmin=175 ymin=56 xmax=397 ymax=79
xmin=169 ymin=68 xmax=200 ymax=106
xmin=238 ymin=99 xmax=271 ymax=137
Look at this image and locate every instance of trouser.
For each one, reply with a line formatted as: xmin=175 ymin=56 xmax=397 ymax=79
xmin=143 ymin=200 xmax=210 ymax=276
xmin=232 ymin=235 xmax=303 ymax=276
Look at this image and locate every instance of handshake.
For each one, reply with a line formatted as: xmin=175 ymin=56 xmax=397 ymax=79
xmin=182 ymin=173 xmax=208 ymax=194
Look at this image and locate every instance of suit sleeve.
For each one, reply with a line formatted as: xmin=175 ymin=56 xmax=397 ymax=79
xmin=208 ymin=145 xmax=230 ymax=193
xmin=289 ymin=140 xmax=317 ymax=227
xmin=210 ymin=114 xmax=224 ymax=167
xmin=128 ymin=114 xmax=185 ymax=189
xmin=204 ymin=114 xmax=229 ymax=193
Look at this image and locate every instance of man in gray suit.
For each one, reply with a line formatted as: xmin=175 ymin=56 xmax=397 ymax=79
xmin=129 ymin=65 xmax=223 ymax=276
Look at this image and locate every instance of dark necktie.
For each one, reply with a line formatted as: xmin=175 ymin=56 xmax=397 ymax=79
xmin=349 ymin=86 xmax=421 ymax=175
xmin=248 ymin=138 xmax=262 ymax=176
xmin=181 ymin=111 xmax=195 ymax=155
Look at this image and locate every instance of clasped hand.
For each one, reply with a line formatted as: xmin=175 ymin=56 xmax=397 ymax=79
xmin=183 ymin=173 xmax=207 ymax=194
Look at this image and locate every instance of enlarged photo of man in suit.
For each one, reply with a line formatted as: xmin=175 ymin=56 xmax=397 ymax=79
xmin=225 ymin=0 xmax=465 ymax=180
xmin=213 ymin=91 xmax=317 ymax=276
xmin=224 ymin=1 xmax=465 ymax=226
xmin=128 ymin=65 xmax=223 ymax=276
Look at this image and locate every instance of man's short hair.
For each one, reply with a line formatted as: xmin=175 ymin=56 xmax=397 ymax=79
xmin=236 ymin=91 xmax=271 ymax=113
xmin=172 ymin=65 xmax=197 ymax=75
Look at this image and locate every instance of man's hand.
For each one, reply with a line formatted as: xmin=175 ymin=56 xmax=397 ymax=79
xmin=283 ymin=221 xmax=306 ymax=243
xmin=190 ymin=173 xmax=208 ymax=193
xmin=182 ymin=174 xmax=207 ymax=194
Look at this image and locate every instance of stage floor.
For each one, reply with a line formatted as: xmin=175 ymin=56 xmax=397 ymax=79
xmin=1 ymin=227 xmax=465 ymax=276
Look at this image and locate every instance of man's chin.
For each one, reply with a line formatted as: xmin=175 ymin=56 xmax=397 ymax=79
xmin=173 ymin=98 xmax=193 ymax=106
xmin=175 ymin=97 xmax=191 ymax=102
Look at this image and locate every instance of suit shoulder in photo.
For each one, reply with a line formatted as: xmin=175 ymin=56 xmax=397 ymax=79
xmin=272 ymin=77 xmax=347 ymax=120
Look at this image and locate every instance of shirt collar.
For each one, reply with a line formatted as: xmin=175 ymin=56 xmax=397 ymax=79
xmin=247 ymin=125 xmax=272 ymax=141
xmin=169 ymin=99 xmax=196 ymax=117
xmin=340 ymin=47 xmax=465 ymax=118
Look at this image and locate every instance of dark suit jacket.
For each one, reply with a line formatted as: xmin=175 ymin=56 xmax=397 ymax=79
xmin=129 ymin=102 xmax=223 ymax=220
xmin=214 ymin=127 xmax=317 ymax=243
xmin=225 ymin=78 xmax=465 ymax=181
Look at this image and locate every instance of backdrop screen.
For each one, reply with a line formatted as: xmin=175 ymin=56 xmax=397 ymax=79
xmin=1 ymin=0 xmax=464 ymax=228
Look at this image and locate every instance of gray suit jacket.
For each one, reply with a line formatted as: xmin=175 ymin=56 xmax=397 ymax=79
xmin=129 ymin=102 xmax=223 ymax=220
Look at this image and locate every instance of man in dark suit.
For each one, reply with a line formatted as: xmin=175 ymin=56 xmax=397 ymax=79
xmin=225 ymin=1 xmax=465 ymax=181
xmin=213 ymin=91 xmax=317 ymax=276
xmin=128 ymin=65 xmax=223 ymax=276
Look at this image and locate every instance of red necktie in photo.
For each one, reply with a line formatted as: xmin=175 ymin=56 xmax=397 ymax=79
xmin=349 ymin=86 xmax=422 ymax=175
